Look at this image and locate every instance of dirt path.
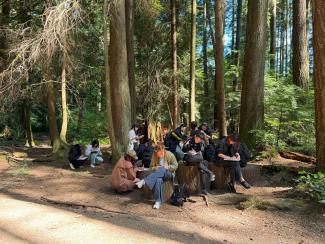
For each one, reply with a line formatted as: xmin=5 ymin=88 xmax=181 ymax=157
xmin=0 ymin=146 xmax=324 ymax=243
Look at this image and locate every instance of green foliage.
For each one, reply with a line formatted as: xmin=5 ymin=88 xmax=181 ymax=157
xmin=296 ymin=171 xmax=325 ymax=204
xmin=252 ymin=73 xmax=315 ymax=154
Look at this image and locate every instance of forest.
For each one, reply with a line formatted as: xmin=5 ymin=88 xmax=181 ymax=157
xmin=1 ymin=0 xmax=324 ymax=170
xmin=0 ymin=0 xmax=325 ymax=242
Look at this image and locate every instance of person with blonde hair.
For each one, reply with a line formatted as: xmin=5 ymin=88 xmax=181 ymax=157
xmin=136 ymin=142 xmax=178 ymax=209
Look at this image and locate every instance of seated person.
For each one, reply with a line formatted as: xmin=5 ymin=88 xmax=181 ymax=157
xmin=164 ymin=124 xmax=187 ymax=160
xmin=189 ymin=121 xmax=198 ymax=138
xmin=110 ymin=150 xmax=141 ymax=193
xmin=182 ymin=131 xmax=215 ymax=195
xmin=128 ymin=124 xmax=144 ymax=151
xmin=199 ymin=122 xmax=214 ymax=145
xmin=68 ymin=144 xmax=88 ymax=170
xmin=85 ymin=139 xmax=104 ymax=168
xmin=214 ymin=134 xmax=251 ymax=193
xmin=136 ymin=140 xmax=154 ymax=168
xmin=136 ymin=142 xmax=178 ymax=209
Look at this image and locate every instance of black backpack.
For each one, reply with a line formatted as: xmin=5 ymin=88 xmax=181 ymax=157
xmin=169 ymin=184 xmax=189 ymax=207
xmin=68 ymin=144 xmax=82 ymax=163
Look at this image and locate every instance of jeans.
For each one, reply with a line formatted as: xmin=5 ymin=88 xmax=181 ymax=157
xmin=90 ymin=152 xmax=103 ymax=165
xmin=215 ymin=159 xmax=243 ymax=184
xmin=144 ymin=167 xmax=173 ymax=203
xmin=175 ymin=145 xmax=185 ymax=161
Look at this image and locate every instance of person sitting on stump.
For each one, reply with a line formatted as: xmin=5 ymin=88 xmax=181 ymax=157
xmin=214 ymin=134 xmax=251 ymax=193
xmin=85 ymin=139 xmax=104 ymax=168
xmin=182 ymin=130 xmax=215 ymax=195
xmin=110 ymin=150 xmax=142 ymax=193
xmin=164 ymin=124 xmax=188 ymax=160
xmin=136 ymin=142 xmax=178 ymax=209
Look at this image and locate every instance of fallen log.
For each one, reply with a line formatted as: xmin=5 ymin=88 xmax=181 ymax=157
xmin=279 ymin=151 xmax=316 ymax=164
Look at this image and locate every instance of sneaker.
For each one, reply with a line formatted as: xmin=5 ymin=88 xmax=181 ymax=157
xmin=240 ymin=181 xmax=251 ymax=189
xmin=210 ymin=173 xmax=215 ymax=182
xmin=227 ymin=182 xmax=236 ymax=193
xmin=69 ymin=163 xmax=75 ymax=170
xmin=153 ymin=202 xmax=161 ymax=209
xmin=90 ymin=164 xmax=96 ymax=168
xmin=135 ymin=179 xmax=145 ymax=189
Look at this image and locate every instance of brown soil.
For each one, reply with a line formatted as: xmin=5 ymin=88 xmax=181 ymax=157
xmin=0 ymin=145 xmax=324 ymax=243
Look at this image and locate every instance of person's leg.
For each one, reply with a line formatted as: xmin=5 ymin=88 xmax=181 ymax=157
xmin=198 ymin=161 xmax=215 ymax=181
xmin=95 ymin=155 xmax=104 ymax=164
xmin=199 ymin=170 xmax=209 ymax=195
xmin=90 ymin=153 xmax=97 ymax=166
xmin=153 ymin=178 xmax=163 ymax=209
xmin=144 ymin=167 xmax=166 ymax=190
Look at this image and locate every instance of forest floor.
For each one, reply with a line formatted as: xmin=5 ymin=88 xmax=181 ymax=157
xmin=0 ymin=143 xmax=324 ymax=244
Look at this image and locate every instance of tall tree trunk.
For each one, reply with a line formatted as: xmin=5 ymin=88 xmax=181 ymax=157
xmin=0 ymin=0 xmax=10 ymax=71
xmin=292 ymin=0 xmax=309 ymax=90
xmin=269 ymin=0 xmax=276 ymax=72
xmin=45 ymin=69 xmax=62 ymax=153
xmin=189 ymin=0 xmax=197 ymax=123
xmin=23 ymin=102 xmax=35 ymax=147
xmin=76 ymin=98 xmax=84 ymax=135
xmin=203 ymin=0 xmax=209 ymax=97
xmin=103 ymin=0 xmax=118 ymax=161
xmin=215 ymin=0 xmax=227 ymax=138
xmin=171 ymin=0 xmax=179 ymax=128
xmin=231 ymin=0 xmax=235 ymax=52
xmin=312 ymin=1 xmax=325 ymax=172
xmin=233 ymin=0 xmax=242 ymax=91
xmin=109 ymin=0 xmax=131 ymax=159
xmin=239 ymin=0 xmax=268 ymax=147
xmin=60 ymin=53 xmax=68 ymax=144
xmin=125 ymin=0 xmax=136 ymax=124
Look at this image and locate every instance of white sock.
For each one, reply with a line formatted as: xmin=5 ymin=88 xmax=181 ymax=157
xmin=136 ymin=179 xmax=145 ymax=189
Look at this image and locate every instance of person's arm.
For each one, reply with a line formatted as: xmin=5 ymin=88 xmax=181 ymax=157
xmin=171 ymin=131 xmax=184 ymax=142
xmin=166 ymin=152 xmax=178 ymax=172
xmin=125 ymin=165 xmax=136 ymax=181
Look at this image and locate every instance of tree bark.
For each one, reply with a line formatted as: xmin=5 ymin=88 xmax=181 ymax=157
xmin=292 ymin=0 xmax=309 ymax=90
xmin=125 ymin=0 xmax=136 ymax=124
xmin=189 ymin=0 xmax=197 ymax=122
xmin=233 ymin=0 xmax=242 ymax=91
xmin=23 ymin=102 xmax=35 ymax=147
xmin=203 ymin=0 xmax=209 ymax=97
xmin=171 ymin=0 xmax=179 ymax=129
xmin=60 ymin=53 xmax=68 ymax=144
xmin=269 ymin=0 xmax=276 ymax=72
xmin=109 ymin=0 xmax=131 ymax=160
xmin=215 ymin=0 xmax=227 ymax=138
xmin=312 ymin=1 xmax=325 ymax=172
xmin=239 ymin=0 xmax=268 ymax=147
xmin=0 ymin=0 xmax=10 ymax=71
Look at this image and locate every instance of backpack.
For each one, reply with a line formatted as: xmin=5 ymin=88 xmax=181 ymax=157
xmin=169 ymin=184 xmax=189 ymax=207
xmin=68 ymin=144 xmax=82 ymax=163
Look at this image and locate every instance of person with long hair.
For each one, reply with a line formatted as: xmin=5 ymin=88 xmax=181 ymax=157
xmin=110 ymin=150 xmax=141 ymax=193
xmin=85 ymin=139 xmax=104 ymax=168
xmin=215 ymin=134 xmax=251 ymax=193
xmin=136 ymin=142 xmax=178 ymax=209
xmin=128 ymin=124 xmax=144 ymax=151
xmin=164 ymin=124 xmax=187 ymax=160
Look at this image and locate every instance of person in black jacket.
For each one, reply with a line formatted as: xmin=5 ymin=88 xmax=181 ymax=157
xmin=164 ymin=124 xmax=188 ymax=159
xmin=215 ymin=134 xmax=251 ymax=193
xmin=183 ymin=131 xmax=215 ymax=195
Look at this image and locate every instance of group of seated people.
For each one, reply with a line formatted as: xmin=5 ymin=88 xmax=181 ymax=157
xmin=109 ymin=122 xmax=252 ymax=209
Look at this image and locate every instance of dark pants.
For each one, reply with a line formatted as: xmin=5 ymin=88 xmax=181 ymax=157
xmin=215 ymin=160 xmax=243 ymax=184
xmin=184 ymin=153 xmax=213 ymax=193
xmin=71 ymin=159 xmax=87 ymax=168
xmin=144 ymin=167 xmax=173 ymax=203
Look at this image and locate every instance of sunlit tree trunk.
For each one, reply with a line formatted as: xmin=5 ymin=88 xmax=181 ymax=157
xmin=189 ymin=0 xmax=197 ymax=122
xmin=203 ymin=0 xmax=209 ymax=97
xmin=312 ymin=1 xmax=325 ymax=172
xmin=233 ymin=0 xmax=242 ymax=91
xmin=269 ymin=0 xmax=276 ymax=72
xmin=171 ymin=0 xmax=179 ymax=128
xmin=109 ymin=0 xmax=131 ymax=160
xmin=239 ymin=0 xmax=268 ymax=147
xmin=215 ymin=0 xmax=227 ymax=137
xmin=292 ymin=0 xmax=309 ymax=90
xmin=125 ymin=0 xmax=136 ymax=124
xmin=60 ymin=53 xmax=68 ymax=144
xmin=0 ymin=0 xmax=10 ymax=71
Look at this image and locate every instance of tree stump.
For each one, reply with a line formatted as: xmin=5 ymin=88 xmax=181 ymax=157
xmin=208 ymin=162 xmax=230 ymax=190
xmin=176 ymin=161 xmax=201 ymax=195
xmin=137 ymin=169 xmax=174 ymax=202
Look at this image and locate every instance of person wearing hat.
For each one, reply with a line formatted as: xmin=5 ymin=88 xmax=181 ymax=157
xmin=136 ymin=142 xmax=178 ymax=209
xmin=110 ymin=150 xmax=142 ymax=193
xmin=182 ymin=130 xmax=215 ymax=195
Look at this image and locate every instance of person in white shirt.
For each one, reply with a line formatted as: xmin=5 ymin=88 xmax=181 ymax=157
xmin=85 ymin=139 xmax=103 ymax=168
xmin=128 ymin=124 xmax=143 ymax=151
